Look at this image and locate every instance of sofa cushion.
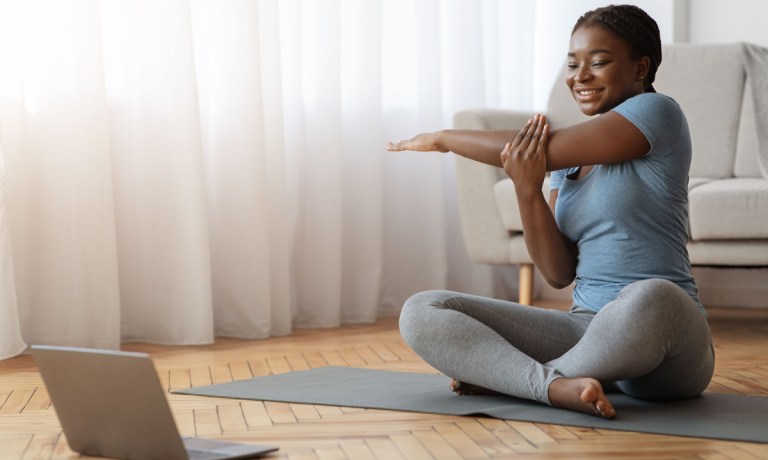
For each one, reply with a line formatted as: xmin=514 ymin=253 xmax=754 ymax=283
xmin=688 ymin=240 xmax=768 ymax=266
xmin=734 ymin=81 xmax=762 ymax=177
xmin=689 ymin=178 xmax=768 ymax=239
xmin=688 ymin=177 xmax=714 ymax=191
xmin=654 ymin=44 xmax=745 ymax=179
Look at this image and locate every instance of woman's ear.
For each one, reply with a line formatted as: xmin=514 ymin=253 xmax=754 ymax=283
xmin=637 ymin=56 xmax=651 ymax=81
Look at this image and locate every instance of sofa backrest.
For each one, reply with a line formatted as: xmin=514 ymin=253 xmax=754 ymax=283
xmin=546 ymin=43 xmax=761 ymax=179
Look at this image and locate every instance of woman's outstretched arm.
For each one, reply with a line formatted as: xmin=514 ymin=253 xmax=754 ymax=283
xmin=386 ymin=110 xmax=650 ymax=170
xmin=386 ymin=130 xmax=516 ymax=167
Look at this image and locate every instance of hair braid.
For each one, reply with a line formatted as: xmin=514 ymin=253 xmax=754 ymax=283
xmin=573 ymin=5 xmax=662 ymax=92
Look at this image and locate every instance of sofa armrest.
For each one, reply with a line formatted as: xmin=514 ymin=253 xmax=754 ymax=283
xmin=453 ymin=108 xmax=536 ymax=264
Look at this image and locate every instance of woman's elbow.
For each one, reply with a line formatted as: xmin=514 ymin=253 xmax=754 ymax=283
xmin=541 ymin=271 xmax=575 ymax=290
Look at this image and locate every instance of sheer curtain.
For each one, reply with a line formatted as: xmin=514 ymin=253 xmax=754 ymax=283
xmin=0 ymin=0 xmax=540 ymax=360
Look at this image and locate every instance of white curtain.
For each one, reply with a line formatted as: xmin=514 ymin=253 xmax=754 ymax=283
xmin=0 ymin=0 xmax=542 ymax=360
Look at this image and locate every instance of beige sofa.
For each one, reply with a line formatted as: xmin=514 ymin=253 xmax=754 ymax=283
xmin=454 ymin=43 xmax=768 ymax=305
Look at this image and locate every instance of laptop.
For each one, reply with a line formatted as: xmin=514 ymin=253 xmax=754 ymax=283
xmin=31 ymin=345 xmax=278 ymax=460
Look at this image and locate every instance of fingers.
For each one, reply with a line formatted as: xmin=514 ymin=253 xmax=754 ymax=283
xmin=526 ymin=114 xmax=547 ymax=154
xmin=507 ymin=114 xmax=548 ymax=158
xmin=511 ymin=118 xmax=533 ymax=149
xmin=386 ymin=140 xmax=404 ymax=151
xmin=500 ymin=141 xmax=512 ymax=165
xmin=539 ymin=124 xmax=550 ymax=150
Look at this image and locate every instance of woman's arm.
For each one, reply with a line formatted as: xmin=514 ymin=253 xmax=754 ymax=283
xmin=387 ymin=130 xmax=515 ymax=167
xmin=387 ymin=110 xmax=650 ymax=170
xmin=520 ymin=188 xmax=577 ymax=288
xmin=502 ymin=115 xmax=577 ymax=288
xmin=545 ymin=111 xmax=650 ymax=170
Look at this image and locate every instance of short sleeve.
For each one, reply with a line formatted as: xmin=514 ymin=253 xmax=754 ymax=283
xmin=549 ymin=169 xmax=567 ymax=190
xmin=611 ymin=93 xmax=684 ymax=157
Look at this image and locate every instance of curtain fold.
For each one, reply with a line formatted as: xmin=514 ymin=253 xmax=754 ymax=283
xmin=0 ymin=0 xmax=540 ymax=360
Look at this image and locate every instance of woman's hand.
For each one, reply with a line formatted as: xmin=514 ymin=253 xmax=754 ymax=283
xmin=501 ymin=114 xmax=549 ymax=196
xmin=386 ymin=132 xmax=448 ymax=152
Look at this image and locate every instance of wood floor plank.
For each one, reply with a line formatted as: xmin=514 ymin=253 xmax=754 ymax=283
xmin=169 ymin=368 xmax=191 ymax=391
xmin=433 ymin=423 xmax=490 ymax=459
xmin=337 ymin=348 xmax=367 ymax=367
xmin=389 ymin=433 xmax=434 ymax=459
xmin=352 ymin=346 xmax=385 ymax=366
xmin=736 ymin=444 xmax=768 ymax=459
xmin=248 ymin=359 xmax=272 ymax=377
xmin=314 ymin=404 xmax=345 ymax=419
xmin=1 ymin=434 xmax=32 ymax=459
xmin=365 ymin=438 xmax=407 ymax=460
xmin=268 ymin=357 xmax=294 ymax=375
xmin=241 ymin=400 xmax=273 ymax=429
xmin=193 ymin=407 xmax=222 ymax=436
xmin=369 ymin=343 xmax=400 ymax=362
xmin=286 ymin=354 xmax=312 ymax=372
xmin=475 ymin=417 xmax=538 ymax=452
xmin=411 ymin=429 xmax=464 ymax=460
xmin=302 ymin=352 xmax=329 ymax=369
xmin=0 ymin=390 xmax=34 ymax=414
xmin=289 ymin=403 xmax=321 ymax=421
xmin=21 ymin=433 xmax=60 ymax=460
xmin=454 ymin=420 xmax=516 ymax=456
xmin=210 ymin=363 xmax=234 ymax=384
xmin=190 ymin=366 xmax=213 ymax=387
xmin=218 ymin=404 xmax=249 ymax=433
xmin=229 ymin=361 xmax=254 ymax=381
xmin=265 ymin=401 xmax=298 ymax=424
xmin=320 ymin=351 xmax=348 ymax=367
xmin=314 ymin=445 xmax=347 ymax=460
xmin=22 ymin=388 xmax=50 ymax=412
xmin=173 ymin=408 xmax=196 ymax=436
xmin=505 ymin=420 xmax=558 ymax=446
xmin=339 ymin=441 xmax=376 ymax=460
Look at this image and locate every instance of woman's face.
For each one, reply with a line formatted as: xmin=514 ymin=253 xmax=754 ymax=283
xmin=567 ymin=26 xmax=649 ymax=116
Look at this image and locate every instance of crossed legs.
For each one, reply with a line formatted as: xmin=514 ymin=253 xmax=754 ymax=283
xmin=399 ymin=279 xmax=714 ymax=418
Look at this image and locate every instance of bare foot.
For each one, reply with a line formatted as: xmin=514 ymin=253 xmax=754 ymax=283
xmin=548 ymin=377 xmax=616 ymax=419
xmin=449 ymin=379 xmax=504 ymax=396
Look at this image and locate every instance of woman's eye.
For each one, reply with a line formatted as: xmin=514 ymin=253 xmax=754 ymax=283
xmin=567 ymin=63 xmax=579 ymax=70
xmin=591 ymin=61 xmax=608 ymax=67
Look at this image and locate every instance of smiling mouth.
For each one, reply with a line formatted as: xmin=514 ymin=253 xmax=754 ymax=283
xmin=573 ymin=88 xmax=603 ymax=102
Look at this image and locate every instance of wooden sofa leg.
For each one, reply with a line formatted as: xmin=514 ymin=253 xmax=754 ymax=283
xmin=519 ymin=264 xmax=534 ymax=305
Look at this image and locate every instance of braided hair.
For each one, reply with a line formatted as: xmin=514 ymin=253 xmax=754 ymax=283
xmin=573 ymin=5 xmax=662 ymax=93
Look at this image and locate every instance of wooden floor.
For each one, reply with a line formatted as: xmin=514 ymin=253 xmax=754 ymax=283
xmin=1 ymin=305 xmax=768 ymax=459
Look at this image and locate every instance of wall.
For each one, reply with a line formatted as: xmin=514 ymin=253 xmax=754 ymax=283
xmin=688 ymin=0 xmax=768 ymax=46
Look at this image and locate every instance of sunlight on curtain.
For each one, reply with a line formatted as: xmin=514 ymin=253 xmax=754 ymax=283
xmin=0 ymin=148 xmax=24 ymax=358
xmin=0 ymin=0 xmax=539 ymax=359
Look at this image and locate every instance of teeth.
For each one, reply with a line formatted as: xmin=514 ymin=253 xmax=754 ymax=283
xmin=578 ymin=90 xmax=598 ymax=95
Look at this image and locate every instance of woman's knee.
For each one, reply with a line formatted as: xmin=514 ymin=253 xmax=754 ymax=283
xmin=613 ymin=278 xmax=697 ymax=320
xmin=620 ymin=278 xmax=687 ymax=303
xmin=617 ymin=346 xmax=714 ymax=401
xmin=398 ymin=290 xmax=452 ymax=348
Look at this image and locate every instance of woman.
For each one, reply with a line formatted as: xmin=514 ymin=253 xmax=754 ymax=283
xmin=387 ymin=5 xmax=714 ymax=419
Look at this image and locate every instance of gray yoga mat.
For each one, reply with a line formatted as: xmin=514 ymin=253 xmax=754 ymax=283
xmin=174 ymin=366 xmax=768 ymax=443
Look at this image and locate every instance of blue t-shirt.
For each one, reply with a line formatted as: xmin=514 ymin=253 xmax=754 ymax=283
xmin=550 ymin=92 xmax=702 ymax=313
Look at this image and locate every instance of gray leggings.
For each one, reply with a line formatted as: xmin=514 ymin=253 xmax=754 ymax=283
xmin=399 ymin=278 xmax=714 ymax=405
